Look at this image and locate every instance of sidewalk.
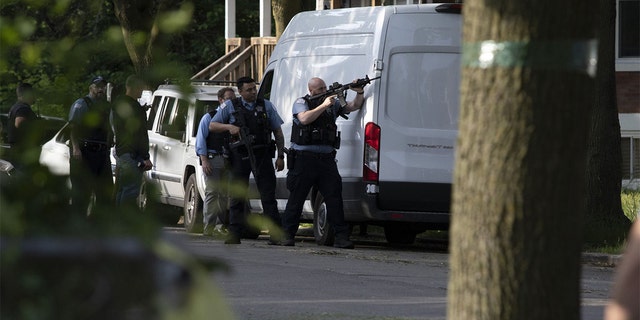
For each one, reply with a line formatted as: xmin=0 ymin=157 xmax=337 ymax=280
xmin=582 ymin=252 xmax=623 ymax=267
xmin=316 ymin=226 xmax=625 ymax=267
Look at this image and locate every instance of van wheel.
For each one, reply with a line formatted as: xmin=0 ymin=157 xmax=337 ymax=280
xmin=184 ymin=174 xmax=204 ymax=233
xmin=384 ymin=223 xmax=417 ymax=245
xmin=139 ymin=178 xmax=180 ymax=225
xmin=313 ymin=194 xmax=334 ymax=246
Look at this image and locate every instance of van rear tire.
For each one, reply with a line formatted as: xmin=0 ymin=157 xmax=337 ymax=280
xmin=313 ymin=194 xmax=335 ymax=246
xmin=184 ymin=174 xmax=204 ymax=233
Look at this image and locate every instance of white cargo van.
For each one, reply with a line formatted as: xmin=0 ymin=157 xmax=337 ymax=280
xmin=255 ymin=4 xmax=462 ymax=245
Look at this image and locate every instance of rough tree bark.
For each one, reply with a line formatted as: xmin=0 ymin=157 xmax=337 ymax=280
xmin=112 ymin=0 xmax=168 ymax=74
xmin=271 ymin=0 xmax=301 ymax=39
xmin=584 ymin=0 xmax=631 ymax=245
xmin=448 ymin=1 xmax=597 ymax=319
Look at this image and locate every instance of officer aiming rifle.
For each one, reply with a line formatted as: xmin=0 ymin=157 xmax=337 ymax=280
xmin=280 ymin=76 xmax=369 ymax=249
xmin=307 ymin=75 xmax=380 ymax=119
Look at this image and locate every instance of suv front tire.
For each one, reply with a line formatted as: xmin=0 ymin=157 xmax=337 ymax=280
xmin=183 ymin=174 xmax=204 ymax=233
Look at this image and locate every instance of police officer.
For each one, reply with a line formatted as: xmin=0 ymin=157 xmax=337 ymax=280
xmin=196 ymin=87 xmax=235 ymax=236
xmin=112 ymin=75 xmax=153 ymax=209
xmin=209 ymin=77 xmax=286 ymax=244
xmin=68 ymin=76 xmax=114 ymax=216
xmin=281 ymin=77 xmax=365 ymax=249
xmin=6 ymin=82 xmax=38 ymax=169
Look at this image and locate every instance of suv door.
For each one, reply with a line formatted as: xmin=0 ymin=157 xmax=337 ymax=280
xmin=149 ymin=95 xmax=189 ymax=203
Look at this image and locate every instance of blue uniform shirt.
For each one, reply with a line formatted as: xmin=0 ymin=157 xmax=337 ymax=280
xmin=195 ymin=112 xmax=215 ymax=156
xmin=211 ymin=97 xmax=283 ymax=131
xmin=290 ymin=97 xmax=340 ymax=153
xmin=68 ymin=95 xmax=93 ymax=123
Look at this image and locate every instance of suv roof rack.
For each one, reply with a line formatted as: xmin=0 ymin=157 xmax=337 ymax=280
xmin=190 ymin=79 xmax=238 ymax=86
xmin=162 ymin=78 xmax=237 ymax=86
xmin=162 ymin=79 xmax=259 ymax=86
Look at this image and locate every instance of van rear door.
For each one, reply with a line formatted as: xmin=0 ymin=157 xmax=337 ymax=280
xmin=375 ymin=12 xmax=461 ymax=212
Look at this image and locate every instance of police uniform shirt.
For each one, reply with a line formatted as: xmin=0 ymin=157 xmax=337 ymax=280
xmin=290 ymin=97 xmax=341 ymax=154
xmin=211 ymin=97 xmax=283 ymax=132
xmin=196 ymin=111 xmax=216 ymax=156
xmin=68 ymin=95 xmax=93 ymax=124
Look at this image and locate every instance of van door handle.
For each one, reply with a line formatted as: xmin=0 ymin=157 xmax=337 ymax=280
xmin=163 ymin=145 xmax=171 ymax=150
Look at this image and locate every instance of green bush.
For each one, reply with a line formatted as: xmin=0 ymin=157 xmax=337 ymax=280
xmin=621 ymin=188 xmax=640 ymax=222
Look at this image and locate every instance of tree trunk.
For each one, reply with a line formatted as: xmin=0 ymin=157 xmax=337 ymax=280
xmin=272 ymin=0 xmax=301 ymax=39
xmin=448 ymin=1 xmax=597 ymax=319
xmin=112 ymin=0 xmax=163 ymax=74
xmin=584 ymin=0 xmax=631 ymax=246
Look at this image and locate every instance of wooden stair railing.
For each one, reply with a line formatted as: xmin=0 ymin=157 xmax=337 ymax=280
xmin=191 ymin=37 xmax=277 ymax=83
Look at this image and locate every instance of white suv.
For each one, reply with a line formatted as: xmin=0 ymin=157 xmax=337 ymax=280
xmin=142 ymin=82 xmax=238 ymax=232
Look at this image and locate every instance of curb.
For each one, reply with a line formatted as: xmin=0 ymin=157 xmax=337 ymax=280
xmin=582 ymin=252 xmax=623 ymax=267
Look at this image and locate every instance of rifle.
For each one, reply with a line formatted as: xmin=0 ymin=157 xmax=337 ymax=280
xmin=308 ymin=75 xmax=380 ymax=119
xmin=229 ymin=112 xmax=259 ymax=177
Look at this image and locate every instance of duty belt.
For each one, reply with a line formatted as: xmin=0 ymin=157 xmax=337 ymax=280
xmin=81 ymin=140 xmax=109 ymax=152
xmin=295 ymin=150 xmax=336 ymax=159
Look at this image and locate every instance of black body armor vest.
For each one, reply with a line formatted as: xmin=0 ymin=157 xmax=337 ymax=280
xmin=206 ymin=109 xmax=230 ymax=153
xmin=75 ymin=97 xmax=111 ymax=143
xmin=231 ymin=98 xmax=271 ymax=147
xmin=291 ymin=95 xmax=340 ymax=149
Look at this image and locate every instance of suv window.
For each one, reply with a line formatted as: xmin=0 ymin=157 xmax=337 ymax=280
xmin=174 ymin=99 xmax=189 ymax=134
xmin=193 ymin=99 xmax=217 ymax=137
xmin=157 ymin=97 xmax=189 ymax=141
xmin=148 ymin=95 xmax=163 ymax=130
xmin=158 ymin=97 xmax=176 ymax=135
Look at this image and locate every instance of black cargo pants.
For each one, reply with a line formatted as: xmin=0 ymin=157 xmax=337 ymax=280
xmin=281 ymin=151 xmax=349 ymax=240
xmin=227 ymin=149 xmax=281 ymax=238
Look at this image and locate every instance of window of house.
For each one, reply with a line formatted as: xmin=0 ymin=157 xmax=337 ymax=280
xmin=618 ymin=0 xmax=640 ymax=58
xmin=622 ymin=137 xmax=640 ymax=181
xmin=616 ymin=0 xmax=640 ymax=71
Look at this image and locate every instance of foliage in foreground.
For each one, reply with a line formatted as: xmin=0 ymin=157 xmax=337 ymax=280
xmin=0 ymin=160 xmax=234 ymax=319
xmin=0 ymin=0 xmax=262 ymax=118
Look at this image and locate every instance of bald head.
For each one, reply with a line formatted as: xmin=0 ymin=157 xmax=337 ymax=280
xmin=308 ymin=77 xmax=327 ymax=96
xmin=125 ymin=75 xmax=145 ymax=99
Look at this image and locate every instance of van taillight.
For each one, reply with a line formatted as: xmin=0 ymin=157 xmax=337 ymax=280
xmin=364 ymin=122 xmax=380 ymax=183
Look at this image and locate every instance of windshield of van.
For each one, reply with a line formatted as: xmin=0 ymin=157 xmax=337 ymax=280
xmin=385 ymin=52 xmax=459 ymax=130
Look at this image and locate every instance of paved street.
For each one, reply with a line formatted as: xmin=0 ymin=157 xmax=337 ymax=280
xmin=163 ymin=227 xmax=615 ymax=320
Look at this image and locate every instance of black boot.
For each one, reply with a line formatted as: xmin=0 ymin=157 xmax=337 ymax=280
xmin=281 ymin=237 xmax=295 ymax=246
xmin=333 ymin=235 xmax=354 ymax=249
xmin=224 ymin=234 xmax=241 ymax=244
